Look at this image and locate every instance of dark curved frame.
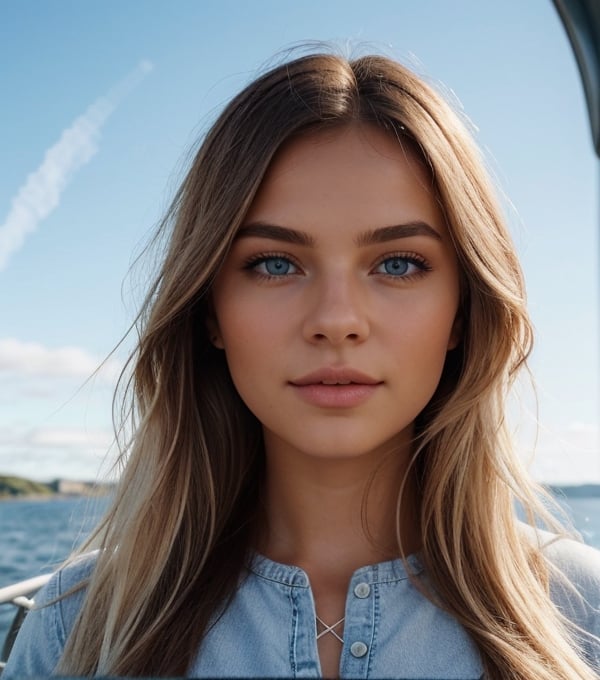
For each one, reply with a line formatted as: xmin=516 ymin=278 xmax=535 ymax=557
xmin=553 ymin=0 xmax=600 ymax=157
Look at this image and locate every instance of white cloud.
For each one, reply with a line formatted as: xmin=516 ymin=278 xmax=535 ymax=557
xmin=0 ymin=59 xmax=153 ymax=271
xmin=0 ymin=338 xmax=121 ymax=481
xmin=0 ymin=424 xmax=112 ymax=449
xmin=27 ymin=427 xmax=113 ymax=449
xmin=521 ymin=421 xmax=600 ymax=485
xmin=0 ymin=425 xmax=117 ymax=481
xmin=0 ymin=337 xmax=121 ymax=382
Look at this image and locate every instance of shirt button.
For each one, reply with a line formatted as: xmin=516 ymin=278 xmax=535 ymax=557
xmin=353 ymin=582 xmax=370 ymax=598
xmin=350 ymin=641 xmax=368 ymax=658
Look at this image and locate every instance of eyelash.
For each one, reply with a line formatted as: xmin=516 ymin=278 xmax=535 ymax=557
xmin=243 ymin=251 xmax=432 ymax=281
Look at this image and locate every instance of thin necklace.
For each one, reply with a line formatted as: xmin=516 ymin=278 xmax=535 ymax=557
xmin=315 ymin=614 xmax=345 ymax=644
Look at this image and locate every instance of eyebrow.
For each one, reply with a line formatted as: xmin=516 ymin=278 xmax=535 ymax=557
xmin=236 ymin=220 xmax=441 ymax=246
xmin=355 ymin=221 xmax=442 ymax=245
xmin=236 ymin=222 xmax=316 ymax=246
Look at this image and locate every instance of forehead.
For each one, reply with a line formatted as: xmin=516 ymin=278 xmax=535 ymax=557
xmin=244 ymin=123 xmax=446 ymax=235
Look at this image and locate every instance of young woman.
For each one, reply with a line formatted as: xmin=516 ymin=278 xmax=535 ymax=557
xmin=4 ymin=52 xmax=600 ymax=680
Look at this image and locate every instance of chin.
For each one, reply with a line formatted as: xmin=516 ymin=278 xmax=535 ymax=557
xmin=292 ymin=433 xmax=407 ymax=463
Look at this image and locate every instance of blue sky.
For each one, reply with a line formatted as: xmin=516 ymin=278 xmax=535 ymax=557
xmin=0 ymin=0 xmax=597 ymax=483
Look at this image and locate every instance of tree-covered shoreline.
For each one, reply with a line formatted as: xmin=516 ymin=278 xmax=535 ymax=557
xmin=0 ymin=475 xmax=114 ymax=499
xmin=2 ymin=474 xmax=598 ymax=500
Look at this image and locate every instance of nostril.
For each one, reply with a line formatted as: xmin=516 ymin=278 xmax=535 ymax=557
xmin=312 ymin=332 xmax=361 ymax=341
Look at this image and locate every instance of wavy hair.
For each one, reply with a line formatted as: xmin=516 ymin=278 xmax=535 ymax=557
xmin=57 ymin=52 xmax=596 ymax=678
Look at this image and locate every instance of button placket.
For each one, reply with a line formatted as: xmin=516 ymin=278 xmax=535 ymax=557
xmin=340 ymin=575 xmax=375 ymax=676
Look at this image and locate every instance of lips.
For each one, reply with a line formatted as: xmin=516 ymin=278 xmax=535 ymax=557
xmin=289 ymin=368 xmax=382 ymax=408
xmin=290 ymin=367 xmax=381 ymax=387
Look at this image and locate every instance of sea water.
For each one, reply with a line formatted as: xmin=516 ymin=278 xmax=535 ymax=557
xmin=0 ymin=496 xmax=108 ymax=645
xmin=0 ymin=495 xmax=599 ymax=644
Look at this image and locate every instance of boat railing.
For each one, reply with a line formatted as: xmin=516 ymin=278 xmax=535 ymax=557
xmin=0 ymin=574 xmax=53 ymax=673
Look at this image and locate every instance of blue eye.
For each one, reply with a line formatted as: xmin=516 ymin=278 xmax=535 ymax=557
xmin=254 ymin=256 xmax=297 ymax=276
xmin=382 ymin=257 xmax=409 ymax=275
xmin=373 ymin=255 xmax=429 ymax=278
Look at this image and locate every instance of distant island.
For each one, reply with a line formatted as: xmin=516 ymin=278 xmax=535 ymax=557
xmin=549 ymin=484 xmax=600 ymax=499
xmin=1 ymin=474 xmax=598 ymax=500
xmin=0 ymin=475 xmax=115 ymax=499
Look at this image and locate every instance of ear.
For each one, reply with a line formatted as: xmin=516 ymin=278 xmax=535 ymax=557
xmin=447 ymin=313 xmax=463 ymax=351
xmin=205 ymin=315 xmax=224 ymax=349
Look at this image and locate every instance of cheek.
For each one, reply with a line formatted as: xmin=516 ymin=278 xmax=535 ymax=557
xmin=219 ymin=302 xmax=286 ymax=355
xmin=215 ymin=299 xmax=285 ymax=393
xmin=390 ymin=291 xmax=459 ymax=349
xmin=388 ymin=298 xmax=460 ymax=390
xmin=219 ymin=335 xmax=282 ymax=427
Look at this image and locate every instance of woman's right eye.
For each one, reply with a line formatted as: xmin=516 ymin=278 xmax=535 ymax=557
xmin=251 ymin=256 xmax=299 ymax=277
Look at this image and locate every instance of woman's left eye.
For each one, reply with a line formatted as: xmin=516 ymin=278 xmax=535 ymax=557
xmin=373 ymin=256 xmax=428 ymax=277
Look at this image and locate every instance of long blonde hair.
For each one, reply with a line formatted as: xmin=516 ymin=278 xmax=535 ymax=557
xmin=58 ymin=52 xmax=596 ymax=678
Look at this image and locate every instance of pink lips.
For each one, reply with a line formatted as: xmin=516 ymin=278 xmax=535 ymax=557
xmin=289 ymin=367 xmax=382 ymax=408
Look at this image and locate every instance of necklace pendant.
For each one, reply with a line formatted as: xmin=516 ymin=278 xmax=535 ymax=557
xmin=315 ymin=614 xmax=345 ymax=644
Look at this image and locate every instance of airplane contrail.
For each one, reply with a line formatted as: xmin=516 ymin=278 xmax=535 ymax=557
xmin=0 ymin=59 xmax=153 ymax=272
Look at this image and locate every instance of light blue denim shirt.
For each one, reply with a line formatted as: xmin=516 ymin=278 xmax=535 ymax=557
xmin=4 ymin=533 xmax=600 ymax=678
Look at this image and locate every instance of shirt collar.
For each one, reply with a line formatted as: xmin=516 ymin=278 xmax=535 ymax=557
xmin=247 ymin=552 xmax=423 ymax=587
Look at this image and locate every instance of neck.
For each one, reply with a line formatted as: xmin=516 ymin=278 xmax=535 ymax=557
xmin=257 ymin=433 xmax=420 ymax=581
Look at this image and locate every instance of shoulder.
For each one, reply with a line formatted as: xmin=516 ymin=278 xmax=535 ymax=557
xmin=2 ymin=551 xmax=97 ymax=678
xmin=36 ymin=550 xmax=97 ymax=632
xmin=53 ymin=550 xmax=98 ymax=598
xmin=522 ymin=524 xmax=600 ymax=665
xmin=540 ymin=532 xmax=600 ymax=589
xmin=525 ymin=526 xmax=600 ymax=602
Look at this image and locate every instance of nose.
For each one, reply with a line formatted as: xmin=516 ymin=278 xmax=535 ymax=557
xmin=302 ymin=273 xmax=370 ymax=345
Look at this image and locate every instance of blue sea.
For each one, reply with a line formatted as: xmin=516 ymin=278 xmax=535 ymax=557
xmin=0 ymin=495 xmax=599 ymax=644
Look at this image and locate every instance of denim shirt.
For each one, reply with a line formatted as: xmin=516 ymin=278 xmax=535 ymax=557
xmin=4 ymin=533 xmax=600 ymax=678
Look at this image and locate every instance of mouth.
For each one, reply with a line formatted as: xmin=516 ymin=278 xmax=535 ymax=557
xmin=290 ymin=367 xmax=381 ymax=387
xmin=289 ymin=368 xmax=382 ymax=408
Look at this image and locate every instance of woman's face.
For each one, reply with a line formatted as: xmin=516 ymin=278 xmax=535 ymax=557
xmin=210 ymin=124 xmax=461 ymax=463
